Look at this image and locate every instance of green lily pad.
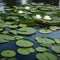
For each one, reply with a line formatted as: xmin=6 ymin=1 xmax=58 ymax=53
xmin=0 ymin=34 xmax=15 ymax=43
xmin=17 ymin=48 xmax=35 ymax=55
xmin=36 ymin=47 xmax=48 ymax=52
xmin=35 ymin=37 xmax=55 ymax=43
xmin=52 ymin=46 xmax=60 ymax=53
xmin=39 ymin=29 xmax=53 ymax=34
xmin=1 ymin=50 xmax=16 ymax=57
xmin=10 ymin=30 xmax=17 ymax=34
xmin=54 ymin=39 xmax=60 ymax=44
xmin=18 ymin=27 xmax=36 ymax=35
xmin=17 ymin=48 xmax=30 ymax=55
xmin=50 ymin=26 xmax=60 ymax=31
xmin=43 ymin=52 xmax=57 ymax=60
xmin=0 ymin=28 xmax=3 ymax=32
xmin=15 ymin=36 xmax=25 ymax=40
xmin=9 ymin=25 xmax=18 ymax=29
xmin=40 ymin=43 xmax=52 ymax=48
xmin=19 ymin=24 xmax=27 ymax=27
xmin=2 ymin=30 xmax=9 ymax=34
xmin=36 ymin=53 xmax=48 ymax=60
xmin=16 ymin=39 xmax=34 ymax=47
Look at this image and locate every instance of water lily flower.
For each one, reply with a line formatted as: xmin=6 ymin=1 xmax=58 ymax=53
xmin=35 ymin=15 xmax=42 ymax=19
xmin=18 ymin=10 xmax=23 ymax=14
xmin=24 ymin=6 xmax=30 ymax=10
xmin=44 ymin=15 xmax=52 ymax=20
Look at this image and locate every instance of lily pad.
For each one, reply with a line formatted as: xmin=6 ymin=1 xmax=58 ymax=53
xmin=43 ymin=52 xmax=57 ymax=60
xmin=18 ymin=27 xmax=36 ymax=35
xmin=17 ymin=48 xmax=35 ymax=55
xmin=36 ymin=47 xmax=48 ymax=52
xmin=9 ymin=25 xmax=18 ymax=29
xmin=40 ymin=43 xmax=52 ymax=48
xmin=1 ymin=50 xmax=16 ymax=57
xmin=10 ymin=30 xmax=17 ymax=34
xmin=0 ymin=34 xmax=15 ymax=43
xmin=15 ymin=36 xmax=25 ymax=40
xmin=19 ymin=24 xmax=27 ymax=27
xmin=36 ymin=53 xmax=48 ymax=60
xmin=52 ymin=46 xmax=60 ymax=53
xmin=50 ymin=26 xmax=60 ymax=31
xmin=54 ymin=39 xmax=60 ymax=44
xmin=39 ymin=29 xmax=53 ymax=34
xmin=17 ymin=48 xmax=30 ymax=55
xmin=16 ymin=39 xmax=34 ymax=47
xmin=35 ymin=37 xmax=55 ymax=43
xmin=2 ymin=30 xmax=9 ymax=34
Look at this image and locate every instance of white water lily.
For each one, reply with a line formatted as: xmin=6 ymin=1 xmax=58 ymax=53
xmin=35 ymin=15 xmax=42 ymax=19
xmin=24 ymin=6 xmax=30 ymax=10
xmin=18 ymin=10 xmax=23 ymax=14
xmin=44 ymin=15 xmax=52 ymax=20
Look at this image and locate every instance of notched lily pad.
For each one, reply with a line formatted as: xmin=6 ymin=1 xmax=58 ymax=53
xmin=17 ymin=48 xmax=35 ymax=55
xmin=39 ymin=29 xmax=53 ymax=34
xmin=40 ymin=43 xmax=52 ymax=48
xmin=1 ymin=50 xmax=16 ymax=57
xmin=0 ymin=34 xmax=15 ymax=43
xmin=36 ymin=53 xmax=48 ymax=60
xmin=15 ymin=36 xmax=25 ymax=40
xmin=52 ymin=46 xmax=60 ymax=53
xmin=35 ymin=37 xmax=55 ymax=43
xmin=19 ymin=24 xmax=27 ymax=27
xmin=43 ymin=52 xmax=57 ymax=60
xmin=50 ymin=26 xmax=60 ymax=31
xmin=18 ymin=27 xmax=36 ymax=35
xmin=16 ymin=39 xmax=34 ymax=47
xmin=54 ymin=39 xmax=60 ymax=44
xmin=36 ymin=46 xmax=48 ymax=52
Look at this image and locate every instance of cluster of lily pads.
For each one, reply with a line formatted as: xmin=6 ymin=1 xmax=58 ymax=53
xmin=0 ymin=3 xmax=60 ymax=26
xmin=0 ymin=3 xmax=60 ymax=60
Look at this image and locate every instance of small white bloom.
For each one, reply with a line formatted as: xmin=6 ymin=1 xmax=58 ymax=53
xmin=18 ymin=10 xmax=23 ymax=14
xmin=24 ymin=6 xmax=30 ymax=10
xmin=35 ymin=15 xmax=42 ymax=19
xmin=44 ymin=15 xmax=52 ymax=20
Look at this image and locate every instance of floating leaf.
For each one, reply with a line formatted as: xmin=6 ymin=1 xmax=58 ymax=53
xmin=39 ymin=29 xmax=53 ymax=34
xmin=43 ymin=52 xmax=57 ymax=60
xmin=36 ymin=53 xmax=48 ymax=60
xmin=40 ymin=43 xmax=52 ymax=48
xmin=35 ymin=37 xmax=55 ymax=43
xmin=19 ymin=24 xmax=27 ymax=27
xmin=1 ymin=50 xmax=16 ymax=57
xmin=16 ymin=39 xmax=34 ymax=47
xmin=15 ymin=36 xmax=25 ymax=40
xmin=17 ymin=48 xmax=35 ymax=55
xmin=10 ymin=30 xmax=17 ymax=34
xmin=0 ymin=34 xmax=15 ymax=43
xmin=50 ymin=26 xmax=60 ymax=31
xmin=54 ymin=39 xmax=60 ymax=44
xmin=36 ymin=46 xmax=48 ymax=52
xmin=8 ymin=25 xmax=18 ymax=29
xmin=52 ymin=46 xmax=60 ymax=53
xmin=18 ymin=27 xmax=36 ymax=35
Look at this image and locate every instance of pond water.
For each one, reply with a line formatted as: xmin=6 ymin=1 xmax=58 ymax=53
xmin=0 ymin=26 xmax=60 ymax=60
